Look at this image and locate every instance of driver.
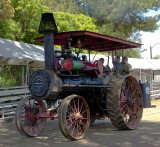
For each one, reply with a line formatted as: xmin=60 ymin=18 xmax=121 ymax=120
xmin=99 ymin=58 xmax=104 ymax=64
xmin=99 ymin=58 xmax=110 ymax=73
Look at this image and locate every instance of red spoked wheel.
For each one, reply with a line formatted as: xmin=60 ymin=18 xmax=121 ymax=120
xmin=15 ymin=96 xmax=47 ymax=136
xmin=58 ymin=94 xmax=90 ymax=140
xmin=106 ymin=75 xmax=143 ymax=130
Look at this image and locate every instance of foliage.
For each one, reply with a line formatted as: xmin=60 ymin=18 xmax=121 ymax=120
xmin=42 ymin=0 xmax=80 ymax=14
xmin=54 ymin=12 xmax=98 ymax=32
xmin=10 ymin=0 xmax=50 ymax=43
xmin=2 ymin=65 xmax=25 ymax=87
xmin=78 ymin=0 xmax=160 ymax=37
xmin=0 ymin=0 xmax=15 ymax=22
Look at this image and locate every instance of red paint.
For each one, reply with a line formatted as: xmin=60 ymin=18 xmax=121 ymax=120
xmin=61 ymin=59 xmax=74 ymax=71
xmin=36 ymin=31 xmax=141 ymax=52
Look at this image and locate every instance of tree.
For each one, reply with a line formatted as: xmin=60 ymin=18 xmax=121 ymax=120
xmin=54 ymin=12 xmax=98 ymax=32
xmin=0 ymin=0 xmax=18 ymax=40
xmin=42 ymin=0 xmax=81 ymax=14
xmin=77 ymin=0 xmax=160 ymax=38
xmin=10 ymin=0 xmax=50 ymax=43
xmin=0 ymin=0 xmax=15 ymax=22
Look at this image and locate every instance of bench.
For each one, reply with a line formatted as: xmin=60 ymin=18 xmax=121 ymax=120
xmin=0 ymin=86 xmax=30 ymax=122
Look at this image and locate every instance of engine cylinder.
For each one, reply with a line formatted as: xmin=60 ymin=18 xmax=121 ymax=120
xmin=61 ymin=59 xmax=83 ymax=71
xmin=29 ymin=70 xmax=62 ymax=100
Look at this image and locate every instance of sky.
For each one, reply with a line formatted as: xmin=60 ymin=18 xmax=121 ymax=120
xmin=141 ymin=10 xmax=160 ymax=59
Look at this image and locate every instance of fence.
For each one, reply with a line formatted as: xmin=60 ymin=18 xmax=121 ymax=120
xmin=0 ymin=86 xmax=30 ymax=122
xmin=151 ymin=82 xmax=160 ymax=99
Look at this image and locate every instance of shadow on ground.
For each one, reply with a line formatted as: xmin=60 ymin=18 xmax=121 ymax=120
xmin=0 ymin=119 xmax=160 ymax=147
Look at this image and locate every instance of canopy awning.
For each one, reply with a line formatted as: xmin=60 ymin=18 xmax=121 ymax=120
xmin=36 ymin=31 xmax=142 ymax=52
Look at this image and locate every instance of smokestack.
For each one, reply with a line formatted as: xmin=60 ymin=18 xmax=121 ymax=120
xmin=38 ymin=13 xmax=58 ymax=70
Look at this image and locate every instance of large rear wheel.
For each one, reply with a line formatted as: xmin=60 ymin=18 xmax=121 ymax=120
xmin=58 ymin=94 xmax=90 ymax=140
xmin=15 ymin=96 xmax=47 ymax=136
xmin=106 ymin=75 xmax=143 ymax=130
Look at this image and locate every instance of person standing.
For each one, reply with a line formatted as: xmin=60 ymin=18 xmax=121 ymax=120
xmin=120 ymin=56 xmax=132 ymax=75
xmin=113 ymin=56 xmax=122 ymax=72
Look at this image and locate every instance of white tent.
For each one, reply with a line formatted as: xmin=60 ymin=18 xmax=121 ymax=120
xmin=0 ymin=38 xmax=44 ymax=67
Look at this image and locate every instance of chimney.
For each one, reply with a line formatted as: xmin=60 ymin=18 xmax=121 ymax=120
xmin=38 ymin=13 xmax=58 ymax=70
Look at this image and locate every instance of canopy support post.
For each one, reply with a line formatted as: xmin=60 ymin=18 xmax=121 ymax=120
xmin=22 ymin=65 xmax=24 ymax=86
xmin=92 ymin=52 xmax=97 ymax=62
xmin=107 ymin=54 xmax=109 ymax=66
xmin=112 ymin=50 xmax=114 ymax=63
xmin=115 ymin=44 xmax=118 ymax=57
xmin=140 ymin=68 xmax=141 ymax=81
xmin=25 ymin=61 xmax=29 ymax=95
xmin=122 ymin=49 xmax=124 ymax=57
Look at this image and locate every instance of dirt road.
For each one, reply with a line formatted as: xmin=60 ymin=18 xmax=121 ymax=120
xmin=0 ymin=100 xmax=160 ymax=147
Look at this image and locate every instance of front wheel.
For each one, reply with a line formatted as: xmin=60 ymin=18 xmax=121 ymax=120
xmin=15 ymin=96 xmax=47 ymax=137
xmin=58 ymin=94 xmax=90 ymax=140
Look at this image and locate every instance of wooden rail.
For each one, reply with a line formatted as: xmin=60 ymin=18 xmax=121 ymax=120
xmin=0 ymin=86 xmax=30 ymax=122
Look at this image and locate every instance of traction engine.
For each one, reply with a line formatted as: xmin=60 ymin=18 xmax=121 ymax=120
xmin=15 ymin=13 xmax=143 ymax=140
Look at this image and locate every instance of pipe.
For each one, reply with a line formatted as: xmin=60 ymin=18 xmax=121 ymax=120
xmin=44 ymin=32 xmax=55 ymax=70
xmin=38 ymin=13 xmax=58 ymax=71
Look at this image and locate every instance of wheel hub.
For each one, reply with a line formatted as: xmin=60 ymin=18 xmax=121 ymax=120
xmin=75 ymin=112 xmax=83 ymax=121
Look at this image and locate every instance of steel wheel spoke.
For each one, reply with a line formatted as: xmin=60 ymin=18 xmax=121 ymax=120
xmin=69 ymin=104 xmax=76 ymax=113
xmin=71 ymin=121 xmax=76 ymax=136
xmin=73 ymin=99 xmax=77 ymax=113
xmin=68 ymin=120 xmax=76 ymax=129
xmin=79 ymin=103 xmax=83 ymax=113
xmin=81 ymin=109 xmax=87 ymax=115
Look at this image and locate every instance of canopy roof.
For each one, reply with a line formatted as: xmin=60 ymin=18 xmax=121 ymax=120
xmin=36 ymin=31 xmax=142 ymax=52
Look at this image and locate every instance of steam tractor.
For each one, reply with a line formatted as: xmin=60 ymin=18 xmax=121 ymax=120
xmin=15 ymin=13 xmax=143 ymax=140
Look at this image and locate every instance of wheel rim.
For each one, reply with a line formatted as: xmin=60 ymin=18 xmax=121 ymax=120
xmin=120 ymin=76 xmax=143 ymax=129
xmin=59 ymin=95 xmax=90 ymax=140
xmin=15 ymin=96 xmax=47 ymax=137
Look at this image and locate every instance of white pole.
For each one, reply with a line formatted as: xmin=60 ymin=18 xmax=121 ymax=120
xmin=151 ymin=69 xmax=154 ymax=99
xmin=25 ymin=61 xmax=29 ymax=95
xmin=22 ymin=65 xmax=24 ymax=86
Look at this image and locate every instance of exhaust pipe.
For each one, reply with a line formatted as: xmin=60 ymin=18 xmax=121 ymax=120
xmin=38 ymin=13 xmax=58 ymax=70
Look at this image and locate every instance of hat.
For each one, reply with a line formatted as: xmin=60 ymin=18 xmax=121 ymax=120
xmin=116 ymin=56 xmax=120 ymax=59
xmin=123 ymin=56 xmax=128 ymax=60
xmin=99 ymin=58 xmax=104 ymax=62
